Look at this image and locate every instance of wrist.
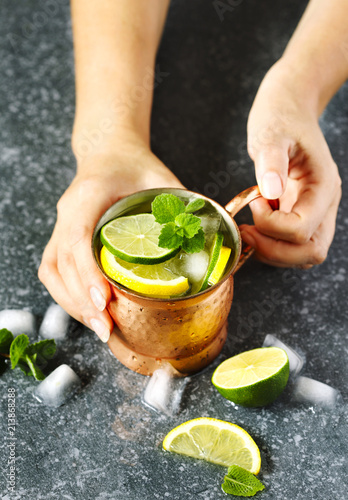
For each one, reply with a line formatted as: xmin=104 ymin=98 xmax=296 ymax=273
xmin=262 ymin=58 xmax=323 ymax=118
xmin=72 ymin=123 xmax=150 ymax=165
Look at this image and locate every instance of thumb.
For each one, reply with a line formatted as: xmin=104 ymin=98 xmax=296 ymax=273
xmin=251 ymin=144 xmax=290 ymax=200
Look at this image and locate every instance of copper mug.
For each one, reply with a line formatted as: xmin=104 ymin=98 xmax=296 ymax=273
xmin=92 ymin=186 xmax=263 ymax=376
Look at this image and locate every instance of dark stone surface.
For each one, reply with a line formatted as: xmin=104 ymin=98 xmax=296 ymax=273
xmin=1 ymin=1 xmax=347 ymax=499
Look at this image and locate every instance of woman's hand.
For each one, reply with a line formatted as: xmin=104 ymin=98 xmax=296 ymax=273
xmin=38 ymin=143 xmax=184 ymax=342
xmin=241 ymin=61 xmax=342 ymax=268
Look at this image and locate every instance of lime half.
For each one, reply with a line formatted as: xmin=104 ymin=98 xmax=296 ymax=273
xmin=100 ymin=246 xmax=189 ymax=297
xmin=163 ymin=417 xmax=261 ymax=473
xmin=212 ymin=347 xmax=289 ymax=407
xmin=199 ymin=232 xmax=231 ymax=291
xmin=100 ymin=214 xmax=179 ymax=264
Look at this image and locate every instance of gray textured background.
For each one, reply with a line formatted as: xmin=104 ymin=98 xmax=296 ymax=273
xmin=1 ymin=1 xmax=347 ymax=499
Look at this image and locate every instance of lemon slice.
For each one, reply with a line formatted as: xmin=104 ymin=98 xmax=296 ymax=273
xmin=100 ymin=246 xmax=189 ymax=297
xmin=212 ymin=347 xmax=290 ymax=407
xmin=100 ymin=214 xmax=179 ymax=264
xmin=199 ymin=232 xmax=231 ymax=291
xmin=163 ymin=417 xmax=261 ymax=473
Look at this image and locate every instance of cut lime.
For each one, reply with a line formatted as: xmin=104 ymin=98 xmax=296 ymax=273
xmin=100 ymin=214 xmax=179 ymax=264
xmin=163 ymin=417 xmax=261 ymax=473
xmin=212 ymin=347 xmax=290 ymax=407
xmin=199 ymin=232 xmax=231 ymax=291
xmin=100 ymin=246 xmax=189 ymax=297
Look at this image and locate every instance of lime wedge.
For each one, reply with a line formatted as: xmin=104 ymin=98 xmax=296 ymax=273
xmin=100 ymin=214 xmax=179 ymax=264
xmin=163 ymin=417 xmax=261 ymax=473
xmin=212 ymin=347 xmax=290 ymax=407
xmin=100 ymin=246 xmax=189 ymax=297
xmin=199 ymin=232 xmax=231 ymax=291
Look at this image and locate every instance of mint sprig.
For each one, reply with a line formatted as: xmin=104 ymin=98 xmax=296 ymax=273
xmin=221 ymin=465 xmax=265 ymax=497
xmin=0 ymin=328 xmax=56 ymax=380
xmin=151 ymin=194 xmax=206 ymax=254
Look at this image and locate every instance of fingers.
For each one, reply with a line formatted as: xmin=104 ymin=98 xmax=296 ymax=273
xmin=247 ymin=168 xmax=341 ymax=246
xmin=252 ymin=144 xmax=290 ymax=200
xmin=39 ymin=223 xmax=113 ymax=343
xmin=68 ymin=221 xmax=112 ymax=308
xmin=239 ymin=191 xmax=340 ymax=267
xmin=38 ymin=150 xmax=185 ymax=344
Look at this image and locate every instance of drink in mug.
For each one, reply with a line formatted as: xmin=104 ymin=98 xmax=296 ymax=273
xmin=99 ymin=192 xmax=233 ymax=299
xmin=92 ymin=187 xmax=261 ymax=376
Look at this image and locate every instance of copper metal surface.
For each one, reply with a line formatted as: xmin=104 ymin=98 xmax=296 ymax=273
xmin=92 ymin=186 xmax=261 ymax=376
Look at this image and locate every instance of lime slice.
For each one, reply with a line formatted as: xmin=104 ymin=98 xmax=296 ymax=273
xmin=163 ymin=417 xmax=261 ymax=473
xmin=199 ymin=232 xmax=231 ymax=291
xmin=100 ymin=246 xmax=189 ymax=297
xmin=212 ymin=347 xmax=290 ymax=407
xmin=100 ymin=214 xmax=179 ymax=264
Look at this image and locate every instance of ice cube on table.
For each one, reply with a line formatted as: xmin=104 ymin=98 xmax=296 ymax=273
xmin=263 ymin=334 xmax=304 ymax=377
xmin=33 ymin=364 xmax=81 ymax=407
xmin=291 ymin=376 xmax=340 ymax=408
xmin=39 ymin=303 xmax=70 ymax=341
xmin=0 ymin=309 xmax=36 ymax=337
xmin=143 ymin=363 xmax=189 ymax=416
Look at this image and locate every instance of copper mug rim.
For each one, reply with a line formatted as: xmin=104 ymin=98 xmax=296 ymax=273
xmin=91 ymin=185 xmax=263 ymax=302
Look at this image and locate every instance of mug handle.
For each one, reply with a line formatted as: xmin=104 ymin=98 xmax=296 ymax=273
xmin=224 ymin=185 xmax=279 ymax=273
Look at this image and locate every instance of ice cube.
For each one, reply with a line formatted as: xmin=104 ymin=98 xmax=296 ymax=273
xmin=198 ymin=203 xmax=222 ymax=246
xmin=33 ymin=364 xmax=81 ymax=407
xmin=0 ymin=309 xmax=36 ymax=337
xmin=143 ymin=363 xmax=189 ymax=416
xmin=262 ymin=334 xmax=304 ymax=377
xmin=166 ymin=250 xmax=209 ymax=287
xmin=291 ymin=376 xmax=340 ymax=408
xmin=39 ymin=303 xmax=70 ymax=341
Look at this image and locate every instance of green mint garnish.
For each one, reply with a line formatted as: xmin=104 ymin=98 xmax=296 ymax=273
xmin=158 ymin=222 xmax=183 ymax=249
xmin=152 ymin=194 xmax=186 ymax=224
xmin=0 ymin=328 xmax=13 ymax=353
xmin=10 ymin=334 xmax=30 ymax=369
xmin=185 ymin=198 xmax=205 ymax=213
xmin=174 ymin=213 xmax=201 ymax=239
xmin=182 ymin=227 xmax=205 ymax=254
xmin=221 ymin=465 xmax=265 ymax=497
xmin=151 ymin=194 xmax=206 ymax=254
xmin=0 ymin=329 xmax=56 ymax=381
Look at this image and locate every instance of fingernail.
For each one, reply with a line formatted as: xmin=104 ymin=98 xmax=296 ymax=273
xmin=90 ymin=318 xmax=110 ymax=343
xmin=240 ymin=230 xmax=256 ymax=248
xmin=90 ymin=286 xmax=106 ymax=311
xmin=261 ymin=172 xmax=283 ymax=199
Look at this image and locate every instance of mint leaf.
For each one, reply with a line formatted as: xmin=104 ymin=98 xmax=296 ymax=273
xmin=1 ymin=329 xmax=57 ymax=380
xmin=185 ymin=198 xmax=205 ymax=213
xmin=0 ymin=328 xmax=14 ymax=354
xmin=25 ymin=354 xmax=45 ymax=381
xmin=221 ymin=465 xmax=265 ymax=497
xmin=182 ymin=228 xmax=205 ymax=254
xmin=158 ymin=223 xmax=183 ymax=249
xmin=152 ymin=194 xmax=186 ymax=224
xmin=10 ymin=334 xmax=30 ymax=369
xmin=26 ymin=339 xmax=56 ymax=367
xmin=175 ymin=213 xmax=201 ymax=239
xmin=152 ymin=193 xmax=206 ymax=254
xmin=17 ymin=359 xmax=32 ymax=376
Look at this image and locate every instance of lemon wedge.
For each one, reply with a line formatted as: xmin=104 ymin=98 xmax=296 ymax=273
xmin=100 ymin=246 xmax=189 ymax=297
xmin=163 ymin=417 xmax=261 ymax=474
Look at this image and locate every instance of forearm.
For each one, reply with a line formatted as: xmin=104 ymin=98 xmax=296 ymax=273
xmin=70 ymin=0 xmax=170 ymax=159
xmin=269 ymin=0 xmax=348 ymax=116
